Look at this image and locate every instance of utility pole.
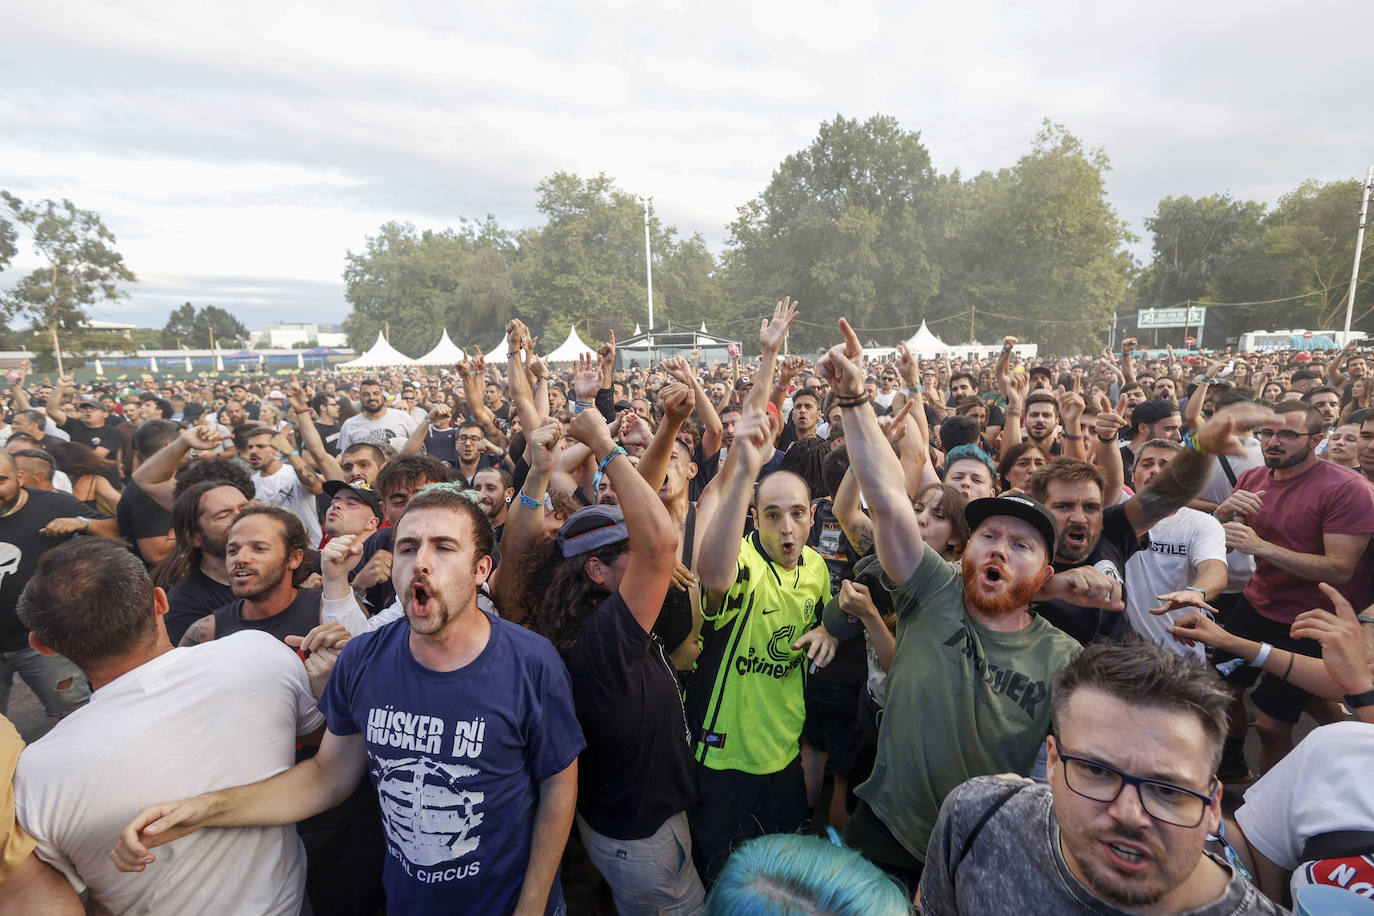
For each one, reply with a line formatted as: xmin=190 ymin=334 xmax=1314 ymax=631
xmin=49 ymin=263 xmax=64 ymax=377
xmin=642 ymin=196 xmax=654 ymax=363
xmin=969 ymin=305 xmax=976 ymax=344
xmin=1343 ymin=165 xmax=1373 ymax=341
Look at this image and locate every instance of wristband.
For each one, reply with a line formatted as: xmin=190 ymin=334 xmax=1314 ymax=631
xmin=574 ymin=399 xmax=593 ymax=415
xmin=77 ymin=516 xmax=90 ymax=532
xmin=518 ymin=492 xmax=544 ymax=510
xmin=1344 ymin=688 xmax=1374 ymax=709
xmin=1097 ymin=434 xmax=1118 ymax=443
xmin=591 ymin=445 xmax=627 ymax=494
xmin=1062 ymin=434 xmax=1082 ymax=440
xmin=1183 ymin=429 xmax=1208 ymax=455
xmin=294 ymin=407 xmax=310 ymax=415
xmin=1250 ymin=641 xmax=1272 ymax=669
xmin=836 ymin=393 xmax=870 ymax=408
xmin=1358 ymin=614 xmax=1374 ymax=626
xmin=1183 ymin=585 xmax=1206 ymax=596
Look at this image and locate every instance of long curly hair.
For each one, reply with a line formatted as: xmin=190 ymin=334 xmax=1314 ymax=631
xmin=517 ymin=536 xmax=626 ymax=655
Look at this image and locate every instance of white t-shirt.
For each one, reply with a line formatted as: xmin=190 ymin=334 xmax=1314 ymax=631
xmin=254 ymin=464 xmax=323 ymax=546
xmin=336 ymin=409 xmax=417 ymax=452
xmin=1236 ymin=721 xmax=1374 ymax=902
xmin=1196 ymin=436 xmax=1264 ymax=594
xmin=1123 ymin=507 xmax=1226 ymax=661
xmin=14 ymin=632 xmax=323 ymax=915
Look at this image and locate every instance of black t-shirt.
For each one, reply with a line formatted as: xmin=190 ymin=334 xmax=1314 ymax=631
xmin=807 ymin=498 xmax=868 ymax=686
xmin=355 ymin=527 xmax=395 ymax=612
xmin=566 ymin=591 xmax=697 ymax=840
xmin=211 ymin=587 xmax=323 ymax=643
xmin=424 ymin=427 xmax=460 ymax=468
xmin=117 ymin=481 xmax=171 ymax=567
xmin=60 ymin=416 xmax=125 ymax=457
xmin=1038 ymin=503 xmax=1143 ymax=645
xmin=690 ymin=444 xmax=720 ymax=502
xmin=313 ymin=421 xmax=342 ymax=456
xmin=165 ymin=567 xmax=233 ymax=644
xmin=0 ymin=489 xmax=112 ymax=651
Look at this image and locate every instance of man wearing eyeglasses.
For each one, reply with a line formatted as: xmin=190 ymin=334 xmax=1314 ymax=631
xmin=1212 ymin=400 xmax=1374 ymax=778
xmin=920 ymin=640 xmax=1286 ymax=915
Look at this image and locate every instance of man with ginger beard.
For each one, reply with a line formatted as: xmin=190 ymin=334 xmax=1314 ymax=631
xmin=817 ymin=317 xmax=1119 ymax=893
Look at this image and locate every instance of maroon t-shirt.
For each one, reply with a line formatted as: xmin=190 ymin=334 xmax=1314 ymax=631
xmin=1236 ymin=460 xmax=1374 ymax=622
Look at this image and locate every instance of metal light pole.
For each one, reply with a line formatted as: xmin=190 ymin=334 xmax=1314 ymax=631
xmin=642 ymin=196 xmax=654 ymax=362
xmin=1343 ymin=165 xmax=1373 ymax=341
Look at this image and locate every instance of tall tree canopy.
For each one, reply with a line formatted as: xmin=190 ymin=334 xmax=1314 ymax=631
xmin=161 ymin=302 xmax=249 ymax=348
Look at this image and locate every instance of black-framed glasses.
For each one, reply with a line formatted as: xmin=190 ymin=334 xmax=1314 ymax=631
xmin=1255 ymin=428 xmax=1316 ymax=444
xmin=1057 ymin=747 xmax=1217 ymax=828
xmin=457 ymin=434 xmax=483 ymax=444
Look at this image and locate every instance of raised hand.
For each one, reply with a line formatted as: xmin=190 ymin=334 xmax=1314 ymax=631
xmin=598 ymin=330 xmax=616 ymax=372
xmin=1093 ymin=393 xmax=1127 ymax=441
xmin=527 ymin=417 xmax=564 ymax=475
xmin=569 ymin=405 xmax=617 ymax=453
xmin=759 ymin=296 xmax=799 ymax=353
xmin=1038 ymin=565 xmax=1124 ymax=610
xmin=895 ymin=341 xmax=918 ymax=388
xmin=815 ymin=318 xmax=865 ymax=397
xmin=1194 ymin=402 xmax=1277 ymax=458
xmin=572 ymin=352 xmax=600 ymax=400
xmin=660 ymin=382 xmax=694 ymax=424
xmin=778 ymin=354 xmax=806 ymax=383
xmin=1055 ymin=385 xmax=1085 ymax=428
xmin=179 ymin=424 xmax=222 ymax=452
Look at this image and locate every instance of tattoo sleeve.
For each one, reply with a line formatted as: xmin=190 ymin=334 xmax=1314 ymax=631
xmin=1131 ymin=447 xmax=1214 ymax=532
xmin=179 ymin=616 xmax=213 ymax=647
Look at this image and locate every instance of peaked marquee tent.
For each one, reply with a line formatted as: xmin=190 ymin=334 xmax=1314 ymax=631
xmin=616 ymin=322 xmax=739 ymax=366
xmin=544 ymin=327 xmax=596 ymax=363
xmin=414 ymin=329 xmax=466 ymax=367
xmin=338 ymin=332 xmax=415 ymax=368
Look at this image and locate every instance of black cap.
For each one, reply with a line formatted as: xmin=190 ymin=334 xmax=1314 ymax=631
xmin=323 ymin=480 xmax=383 ymax=520
xmin=557 ymin=505 xmax=628 ymax=558
xmin=964 ymin=495 xmax=1057 ymax=559
xmin=1028 ymin=365 xmax=1054 ymax=379
xmin=1130 ymin=398 xmax=1178 ymax=428
xmin=821 ymin=554 xmax=893 ymax=639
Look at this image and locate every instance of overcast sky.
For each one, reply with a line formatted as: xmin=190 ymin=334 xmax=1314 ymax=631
xmin=2 ymin=0 xmax=1370 ymax=335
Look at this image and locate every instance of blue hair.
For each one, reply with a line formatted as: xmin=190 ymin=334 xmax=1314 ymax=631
xmin=944 ymin=443 xmax=997 ymax=478
xmin=704 ymin=834 xmax=911 ymax=915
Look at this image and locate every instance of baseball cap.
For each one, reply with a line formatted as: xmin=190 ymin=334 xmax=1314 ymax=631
xmin=557 ymin=505 xmax=628 ymax=558
xmin=964 ymin=494 xmax=1058 ymax=559
xmin=323 ymin=480 xmax=383 ymax=520
xmin=821 ymin=554 xmax=893 ymax=639
xmin=1130 ymin=398 xmax=1178 ymax=427
xmin=1028 ymin=365 xmax=1054 ymax=380
xmin=77 ymin=397 xmax=107 ymax=410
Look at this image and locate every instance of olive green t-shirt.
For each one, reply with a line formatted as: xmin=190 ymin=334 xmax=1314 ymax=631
xmin=855 ymin=547 xmax=1080 ymax=862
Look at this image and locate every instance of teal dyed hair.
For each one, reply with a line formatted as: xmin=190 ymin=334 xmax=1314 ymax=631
xmin=943 ymin=443 xmax=997 ymax=479
xmin=704 ymin=834 xmax=911 ymax=916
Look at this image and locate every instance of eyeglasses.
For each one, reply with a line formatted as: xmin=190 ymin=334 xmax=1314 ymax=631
xmin=1056 ymin=746 xmax=1216 ymax=828
xmin=1255 ymin=429 xmax=1316 ymax=444
xmin=457 ymin=434 xmax=483 ymax=444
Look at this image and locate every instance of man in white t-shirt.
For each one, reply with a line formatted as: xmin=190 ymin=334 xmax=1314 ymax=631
xmin=245 ymin=426 xmax=324 ymax=546
xmin=11 ymin=538 xmax=335 ymax=916
xmin=1123 ymin=439 xmax=1228 ymax=661
xmin=336 ymin=379 xmax=416 ymax=452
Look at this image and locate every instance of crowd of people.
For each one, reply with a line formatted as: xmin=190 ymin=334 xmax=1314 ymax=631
xmin=0 ymin=304 xmax=1371 ymax=914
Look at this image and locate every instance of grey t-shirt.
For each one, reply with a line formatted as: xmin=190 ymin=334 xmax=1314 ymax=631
xmin=919 ymin=776 xmax=1288 ymax=916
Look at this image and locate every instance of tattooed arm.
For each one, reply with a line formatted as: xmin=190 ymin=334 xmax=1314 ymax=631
xmin=1124 ymin=402 xmax=1275 ymax=538
xmin=178 ymin=615 xmax=216 ymax=647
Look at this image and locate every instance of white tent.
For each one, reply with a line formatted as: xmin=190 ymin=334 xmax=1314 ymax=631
xmin=904 ymin=321 xmax=948 ymax=355
xmin=544 ymin=326 xmax=596 ymax=363
xmin=478 ymin=335 xmax=510 ymax=365
xmin=338 ymin=332 xmax=415 ymax=368
xmin=415 ymin=329 xmax=467 ymax=367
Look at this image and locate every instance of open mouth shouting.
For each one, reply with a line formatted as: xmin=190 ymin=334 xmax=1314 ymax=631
xmin=408 ymin=579 xmax=434 ymax=618
xmin=1103 ymin=837 xmax=1151 ymax=874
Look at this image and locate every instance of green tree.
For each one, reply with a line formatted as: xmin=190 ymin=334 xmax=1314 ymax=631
xmin=1134 ymin=194 xmax=1266 ymax=309
xmin=936 ymin=122 xmax=1133 ymax=352
xmin=343 ymin=219 xmax=517 ymax=355
xmin=0 ymin=192 xmax=135 ymax=373
xmin=161 ymin=302 xmax=248 ymax=348
xmin=722 ymin=115 xmax=942 ymax=348
xmin=514 ymin=173 xmax=712 ymax=346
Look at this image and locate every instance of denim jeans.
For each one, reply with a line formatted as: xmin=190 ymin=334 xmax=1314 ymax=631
xmin=0 ymin=647 xmax=89 ymax=718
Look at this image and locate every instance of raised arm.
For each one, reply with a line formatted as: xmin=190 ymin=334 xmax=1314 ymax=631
xmin=44 ymin=376 xmax=73 ymax=426
xmin=1056 ymin=385 xmax=1088 ymax=462
xmin=1328 ymin=339 xmax=1356 ymax=386
xmin=663 ymin=356 xmax=722 ymax=456
xmin=1000 ymin=366 xmax=1028 ymax=448
xmin=287 ymin=382 xmax=344 ymax=481
xmin=637 ymin=382 xmax=693 ymax=493
xmin=695 ymin=403 xmax=768 ymax=600
xmin=744 ymin=297 xmax=798 ymax=416
xmin=491 ymin=418 xmax=563 ymax=619
xmin=1124 ymin=402 xmax=1276 ymax=538
xmin=271 ymin=429 xmax=323 ymax=495
xmin=817 ymin=319 xmax=925 ymax=584
xmin=1092 ymin=395 xmax=1129 ymax=505
xmin=133 ymin=425 xmax=222 ymax=511
xmin=1120 ymin=337 xmax=1137 ymax=386
xmin=567 ymin=407 xmax=677 ymax=631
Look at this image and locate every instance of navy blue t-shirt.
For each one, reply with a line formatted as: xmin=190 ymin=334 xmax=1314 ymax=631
xmin=320 ymin=615 xmax=585 ymax=914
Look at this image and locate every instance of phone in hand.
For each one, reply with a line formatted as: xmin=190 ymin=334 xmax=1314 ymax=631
xmin=5 ymin=371 xmax=18 ymax=385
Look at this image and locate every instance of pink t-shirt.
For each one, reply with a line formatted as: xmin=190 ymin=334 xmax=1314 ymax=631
xmin=1237 ymin=460 xmax=1374 ymax=623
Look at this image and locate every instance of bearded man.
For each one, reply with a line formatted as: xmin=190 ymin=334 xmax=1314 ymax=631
xmin=817 ymin=316 xmax=1123 ymax=894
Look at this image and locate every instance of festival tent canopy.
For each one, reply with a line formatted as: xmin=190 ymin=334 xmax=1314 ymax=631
xmin=479 ymin=335 xmax=510 ymax=364
xmin=544 ymin=326 xmax=597 ymax=363
xmin=337 ymin=332 xmax=415 ymax=368
xmin=903 ymin=321 xmax=948 ymax=354
xmin=414 ymin=329 xmax=467 ymax=367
